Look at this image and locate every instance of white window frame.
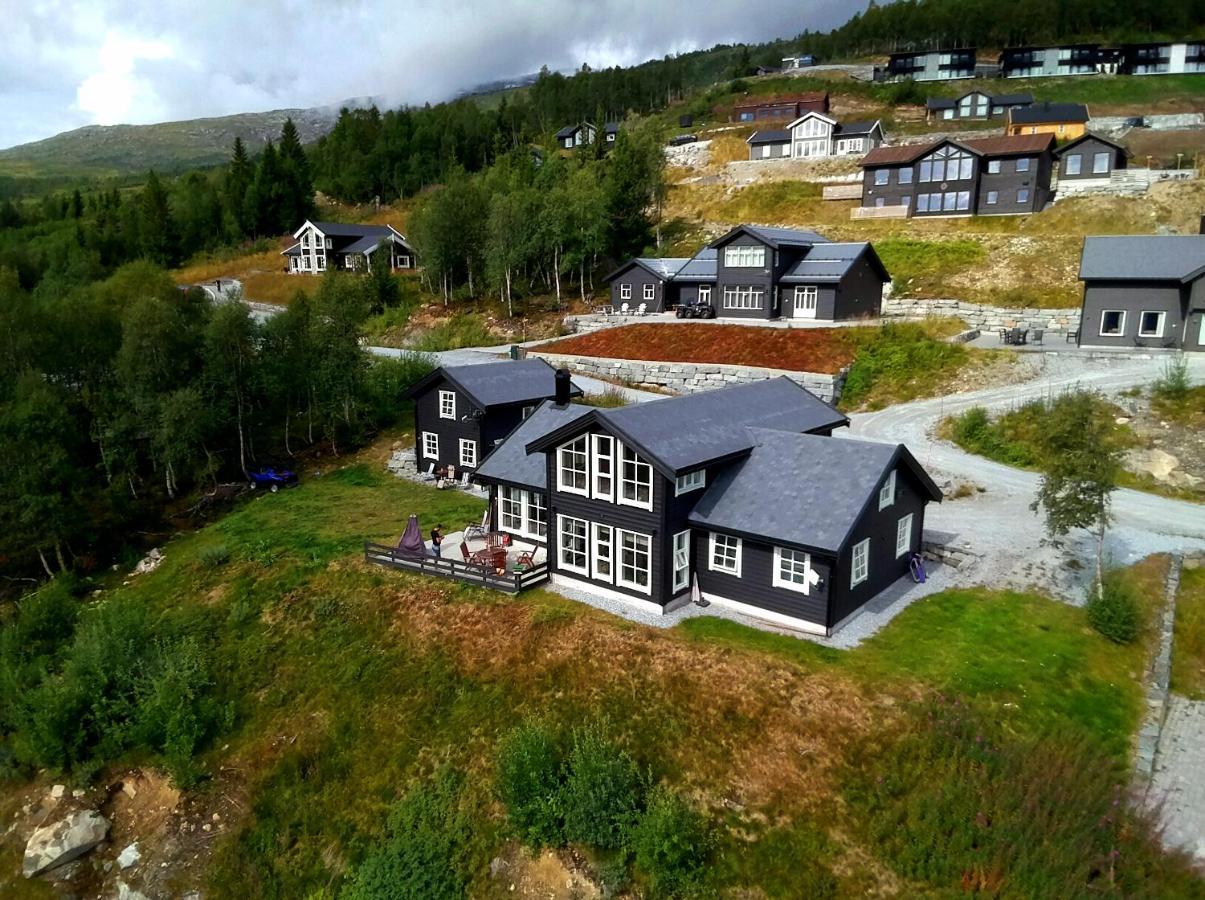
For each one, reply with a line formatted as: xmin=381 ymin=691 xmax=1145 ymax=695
xmin=878 ymin=470 xmax=896 ymax=510
xmin=620 ymin=283 xmax=632 ymax=300
xmin=1138 ymin=310 xmax=1165 ymax=338
xmin=1064 ymin=153 xmax=1082 ymax=176
xmin=1100 ymin=309 xmax=1126 ymax=336
xmin=422 ymin=431 xmax=438 ymax=459
xmin=643 ymin=283 xmax=655 ymax=302
xmin=1093 ymin=151 xmax=1110 ymax=174
xmin=987 ymin=159 xmax=1001 ymax=174
xmin=794 ymin=285 xmax=818 ymax=316
xmin=672 ymin=530 xmax=691 ymax=593
xmin=985 ymin=190 xmax=998 ymax=205
xmin=527 ymin=491 xmax=547 ymax=538
xmin=723 ymin=245 xmax=766 ymax=268
xmin=458 ymin=438 xmax=477 ymax=468
xmin=709 ymin=533 xmax=741 ymax=577
xmin=1015 ymin=157 xmax=1031 ymax=173
xmin=698 ymin=285 xmax=712 ymax=304
xmin=1017 ymin=188 xmax=1030 ymax=204
xmin=616 ymin=529 xmax=653 ymax=595
xmin=557 ymin=436 xmax=589 ymax=496
xmin=772 ymin=547 xmax=815 ymax=595
xmin=851 ymin=538 xmax=870 ymax=587
xmin=618 ymin=444 xmax=653 ymax=510
xmin=722 ymin=286 xmax=764 ymax=310
xmin=874 ymin=169 xmax=889 ymax=185
xmin=896 ymin=513 xmax=914 ymax=558
xmin=557 ymin=515 xmax=589 ymax=575
xmin=591 ymin=434 xmax=614 ymax=501
xmin=499 ymin=485 xmax=525 ymax=533
xmin=438 ymin=390 xmax=456 ymax=420
xmin=675 ymin=469 xmax=706 ymax=496
xmin=591 ymin=523 xmax=613 ymax=583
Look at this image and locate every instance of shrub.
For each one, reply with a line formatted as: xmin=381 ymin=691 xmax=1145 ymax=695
xmin=362 ymin=352 xmax=438 ymax=427
xmin=562 ymin=725 xmax=645 ymax=850
xmin=630 ymin=787 xmax=713 ymax=898
xmin=409 ymin=315 xmax=498 ymax=352
xmin=341 ymin=770 xmax=472 ymax=900
xmin=1153 ymin=354 xmax=1191 ymax=401
xmin=496 ymin=722 xmax=565 ymax=846
xmin=840 ymin=322 xmax=968 ymax=410
xmin=199 ymin=544 xmax=230 ymax=569
xmin=1087 ymin=573 xmax=1142 ymax=644
xmin=577 ymin=386 xmax=630 ymax=409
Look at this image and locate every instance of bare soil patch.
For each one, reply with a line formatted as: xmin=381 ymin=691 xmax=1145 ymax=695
xmin=540 ymin=323 xmax=858 ymax=373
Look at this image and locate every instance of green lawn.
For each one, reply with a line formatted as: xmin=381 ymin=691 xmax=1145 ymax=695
xmin=1172 ymin=566 xmax=1205 ymax=700
xmin=0 ymin=455 xmax=1197 ymax=898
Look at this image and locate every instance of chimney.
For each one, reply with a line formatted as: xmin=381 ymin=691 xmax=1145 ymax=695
xmin=554 ymin=368 xmax=572 ymax=407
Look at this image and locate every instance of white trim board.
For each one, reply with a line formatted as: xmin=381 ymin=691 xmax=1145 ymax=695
xmin=699 ymin=590 xmax=828 ymax=636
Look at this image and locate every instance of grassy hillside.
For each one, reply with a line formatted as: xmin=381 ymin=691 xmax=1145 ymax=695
xmin=0 ymin=107 xmax=340 ymax=179
xmin=0 ymin=438 xmax=1198 ymax=897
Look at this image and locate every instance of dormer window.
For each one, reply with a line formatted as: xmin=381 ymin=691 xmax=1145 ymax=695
xmin=618 ymin=445 xmax=652 ymax=509
xmin=724 ymin=245 xmax=766 ymax=268
xmin=557 ymin=436 xmax=589 ymax=495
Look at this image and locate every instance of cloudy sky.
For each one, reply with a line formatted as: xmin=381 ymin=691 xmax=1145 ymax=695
xmin=2 ymin=0 xmax=858 ymax=150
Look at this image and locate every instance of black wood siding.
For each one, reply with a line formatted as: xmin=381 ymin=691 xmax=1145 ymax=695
xmin=714 ymin=234 xmax=781 ymax=320
xmin=1058 ymin=138 xmax=1125 ymax=180
xmin=1080 ymin=281 xmax=1190 ymax=349
xmin=694 ymin=533 xmax=834 ymax=626
xmin=609 ymin=267 xmax=670 ymax=311
xmin=833 ymin=253 xmax=886 ymax=320
xmin=413 ymin=380 xmax=483 ymax=471
xmin=827 ymin=465 xmax=929 ymax=628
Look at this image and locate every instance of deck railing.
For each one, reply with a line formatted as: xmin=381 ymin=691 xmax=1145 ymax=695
xmin=363 ymin=542 xmax=550 ymax=594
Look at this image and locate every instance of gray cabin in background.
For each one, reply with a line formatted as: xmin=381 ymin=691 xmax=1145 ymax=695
xmin=1054 ymin=133 xmax=1129 ymax=180
xmin=283 ymin=220 xmax=416 ymax=274
xmin=1077 ymin=235 xmax=1205 ymax=352
xmin=746 ymin=114 xmax=884 ymax=160
xmin=604 ymin=225 xmax=890 ymax=321
xmin=405 ymin=359 xmax=583 ymax=474
xmin=925 ymin=91 xmax=1032 ymax=122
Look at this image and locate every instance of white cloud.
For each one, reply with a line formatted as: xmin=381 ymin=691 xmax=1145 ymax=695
xmin=1 ymin=0 xmax=856 ymax=149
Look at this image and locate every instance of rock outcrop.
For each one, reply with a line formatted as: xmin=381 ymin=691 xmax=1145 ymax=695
xmin=23 ymin=809 xmax=111 ymax=878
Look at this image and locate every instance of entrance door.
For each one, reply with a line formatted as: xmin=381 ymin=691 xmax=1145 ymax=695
xmin=793 ymin=286 xmax=818 ymax=319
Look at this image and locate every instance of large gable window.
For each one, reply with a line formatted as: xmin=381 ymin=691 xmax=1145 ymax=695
xmin=723 ymin=245 xmax=766 ymax=268
xmin=919 ymin=145 xmax=973 ymax=183
xmin=773 ymin=547 xmax=816 ymax=595
xmin=557 ymin=436 xmax=589 ymax=495
xmin=439 ymin=390 xmax=456 ymax=419
xmin=709 ymin=533 xmax=741 ymax=577
xmin=619 ymin=445 xmax=653 ymax=509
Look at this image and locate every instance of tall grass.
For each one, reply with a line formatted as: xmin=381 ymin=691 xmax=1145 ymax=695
xmin=876 ymin=237 xmax=985 ymax=298
xmin=839 ymin=322 xmax=970 ymax=410
xmin=408 ymin=314 xmax=500 ymax=352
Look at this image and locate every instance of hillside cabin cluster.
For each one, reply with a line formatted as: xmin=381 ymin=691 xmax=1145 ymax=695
xmin=746 ymin=113 xmax=885 ymax=160
xmin=555 ymin=122 xmax=620 ymax=150
xmin=1076 ymin=234 xmax=1205 ymax=353
xmin=419 ymin=366 xmax=944 ymax=636
xmin=859 ymin=133 xmax=1055 ymax=217
xmin=283 ymin=220 xmax=416 ymax=274
xmin=730 ymin=92 xmax=830 ymax=123
xmin=882 ymin=41 xmax=1205 ymax=81
xmin=604 ymin=224 xmax=889 ymax=320
xmin=1005 ymin=101 xmax=1089 ymax=139
xmin=925 ymin=91 xmax=1033 ymax=122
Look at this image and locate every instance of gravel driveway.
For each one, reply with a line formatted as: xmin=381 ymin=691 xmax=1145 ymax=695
xmin=846 ymin=353 xmax=1205 ymax=601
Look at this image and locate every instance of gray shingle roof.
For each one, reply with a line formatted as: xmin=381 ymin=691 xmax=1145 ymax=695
xmin=343 ymin=235 xmax=383 ymax=254
xmin=747 ymin=129 xmax=791 ymax=145
xmin=926 ymin=97 xmax=956 ymax=110
xmin=530 ymin=378 xmax=848 ymax=475
xmin=675 ymin=247 xmax=717 ymax=281
xmin=990 ymin=93 xmax=1033 ymax=106
xmin=1079 ymin=236 xmax=1205 ymax=283
xmin=635 ymin=257 xmax=690 ymax=279
xmin=474 ymin=401 xmax=589 ymax=490
xmin=688 ymin=429 xmax=931 ymax=554
xmin=409 ymin=359 xmax=584 ymax=409
xmin=1008 ymin=101 xmax=1088 ymax=124
xmin=713 ymin=225 xmax=831 ymax=249
xmin=835 ymin=120 xmax=880 ymax=136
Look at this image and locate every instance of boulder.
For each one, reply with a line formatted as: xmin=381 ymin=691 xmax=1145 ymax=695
xmin=1125 ymin=448 xmax=1180 ymax=482
xmin=117 ymin=841 xmax=141 ymax=870
xmin=23 ymin=809 xmax=110 ymax=878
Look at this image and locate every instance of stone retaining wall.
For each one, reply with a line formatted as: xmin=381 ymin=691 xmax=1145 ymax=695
xmin=921 ymin=538 xmax=982 ymax=571
xmin=883 ymin=297 xmax=1081 ymax=333
xmin=528 ymin=350 xmax=846 ymax=403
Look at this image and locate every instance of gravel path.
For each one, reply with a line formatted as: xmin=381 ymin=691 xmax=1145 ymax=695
xmin=1149 ymin=695 xmax=1205 ymax=862
xmin=846 ymin=354 xmax=1205 ymax=602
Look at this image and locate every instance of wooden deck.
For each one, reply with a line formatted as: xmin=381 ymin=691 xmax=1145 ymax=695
xmin=364 ymin=542 xmax=550 ymax=594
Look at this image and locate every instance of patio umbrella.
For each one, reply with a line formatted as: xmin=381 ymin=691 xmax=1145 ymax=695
xmin=396 ymin=514 xmax=427 ymax=558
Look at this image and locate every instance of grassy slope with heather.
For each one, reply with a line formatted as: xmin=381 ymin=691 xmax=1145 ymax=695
xmin=1 ymin=435 xmax=1199 ymax=897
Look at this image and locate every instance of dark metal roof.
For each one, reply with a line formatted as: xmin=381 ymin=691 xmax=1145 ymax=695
xmin=746 ymin=129 xmax=791 ymax=145
xmin=282 ymin=242 xmax=302 ymax=256
xmin=688 ymin=429 xmax=941 ymax=554
xmin=860 ymin=133 xmax=1053 ymax=167
xmin=474 ymin=401 xmax=590 ymax=490
xmin=710 ymin=225 xmax=831 ymax=250
xmin=308 ymin=221 xmax=394 ymax=238
xmin=778 ymin=242 xmax=888 ymax=284
xmin=1054 ymin=131 xmax=1130 ymax=159
xmin=604 ymin=122 xmax=621 ymax=134
xmin=990 ymin=93 xmax=1034 ymax=106
xmin=1079 ymin=236 xmax=1205 ymax=283
xmin=675 ymin=247 xmax=717 ymax=281
xmin=527 ymin=377 xmax=848 ymax=477
xmin=405 ymin=359 xmax=584 ymax=409
xmin=926 ymin=97 xmax=956 ymax=110
xmin=835 ymin=120 xmax=881 ymax=136
xmin=1008 ymin=101 xmax=1089 ymax=125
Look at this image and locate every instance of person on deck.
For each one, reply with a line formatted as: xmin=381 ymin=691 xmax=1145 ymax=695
xmin=430 ymin=524 xmax=444 ymax=558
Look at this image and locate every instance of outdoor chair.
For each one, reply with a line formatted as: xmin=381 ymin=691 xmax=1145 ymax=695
xmin=998 ymin=328 xmax=1010 ymax=344
xmin=464 ymin=507 xmax=490 ymax=540
xmin=1066 ymin=328 xmax=1080 ymax=344
xmin=460 ymin=472 xmax=471 ymax=488
xmin=619 ymin=302 xmax=630 ymax=315
xmin=1030 ymin=329 xmax=1044 ymax=345
xmin=636 ymin=303 xmax=647 ymax=316
xmin=421 ymin=462 xmax=435 ymax=480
